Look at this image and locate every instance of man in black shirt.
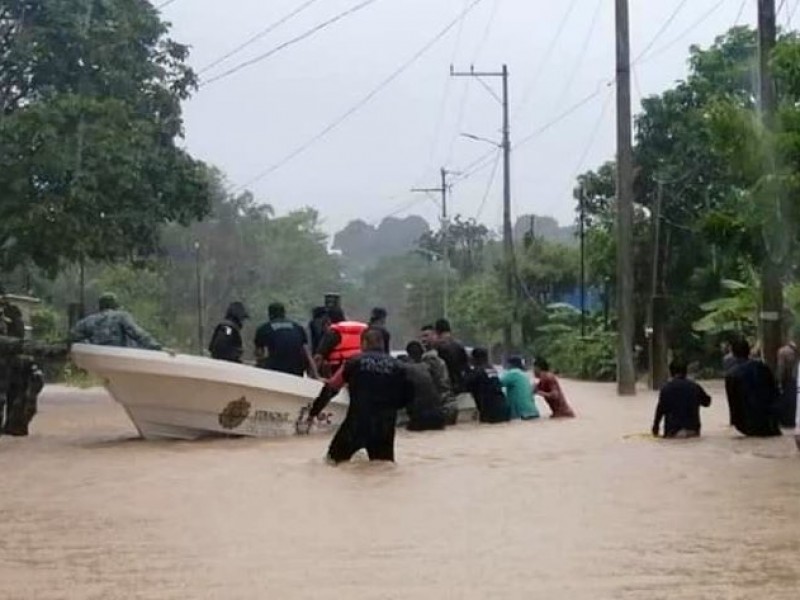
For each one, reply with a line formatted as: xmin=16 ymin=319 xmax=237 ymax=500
xmin=464 ymin=347 xmax=510 ymax=424
xmin=208 ymin=302 xmax=249 ymax=363
xmin=652 ymin=358 xmax=711 ymax=438
xmin=725 ymin=338 xmax=782 ymax=437
xmin=433 ymin=318 xmax=469 ymax=393
xmin=254 ymin=303 xmax=318 ymax=378
xmin=307 ymin=329 xmax=412 ymax=464
xmin=308 ymin=307 xmax=329 ymax=355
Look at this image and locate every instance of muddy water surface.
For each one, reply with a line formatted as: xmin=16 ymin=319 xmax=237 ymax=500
xmin=1 ymin=381 xmax=799 ymax=599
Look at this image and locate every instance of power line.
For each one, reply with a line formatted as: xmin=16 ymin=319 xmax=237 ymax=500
xmin=235 ymin=0 xmax=489 ymax=191
xmin=156 ymin=0 xmax=178 ymax=9
xmin=443 ymin=0 xmax=500 ymax=165
xmin=554 ymin=0 xmax=604 ymax=108
xmin=518 ymin=0 xmax=580 ymax=109
xmin=201 ymin=0 xmax=384 ymax=88
xmin=475 ymin=149 xmax=502 ymax=220
xmin=734 ymin=0 xmax=748 ymax=26
xmin=633 ymin=0 xmax=691 ymax=64
xmin=639 ymin=0 xmax=731 ymax=64
xmin=198 ymin=0 xmax=323 ymax=75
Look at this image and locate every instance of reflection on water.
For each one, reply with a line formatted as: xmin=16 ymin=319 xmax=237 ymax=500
xmin=1 ymin=382 xmax=798 ymax=599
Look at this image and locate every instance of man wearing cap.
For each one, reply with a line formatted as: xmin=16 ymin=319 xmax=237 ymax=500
xmin=71 ymin=292 xmax=162 ymax=350
xmin=208 ymin=302 xmax=249 ymax=363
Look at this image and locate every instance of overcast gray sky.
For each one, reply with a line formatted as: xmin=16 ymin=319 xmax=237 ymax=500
xmin=163 ymin=0 xmax=765 ymax=234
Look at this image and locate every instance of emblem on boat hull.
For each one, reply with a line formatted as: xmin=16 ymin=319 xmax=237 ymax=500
xmin=219 ymin=396 xmax=251 ymax=430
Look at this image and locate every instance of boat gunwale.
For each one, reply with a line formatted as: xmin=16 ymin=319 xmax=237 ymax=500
xmin=70 ymin=343 xmax=324 ymax=398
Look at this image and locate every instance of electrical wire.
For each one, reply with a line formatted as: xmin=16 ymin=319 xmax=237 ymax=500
xmin=201 ymin=0 xmax=384 ymax=88
xmin=234 ymin=0 xmax=489 ymax=191
xmin=156 ymin=0 xmax=178 ymax=9
xmin=733 ymin=0 xmax=748 ymax=26
xmin=639 ymin=0 xmax=731 ymax=65
xmin=518 ymin=0 xmax=580 ymax=109
xmin=554 ymin=0 xmax=604 ymax=108
xmin=475 ymin=149 xmax=502 ymax=220
xmin=198 ymin=0 xmax=323 ymax=75
xmin=632 ymin=0 xmax=691 ymax=64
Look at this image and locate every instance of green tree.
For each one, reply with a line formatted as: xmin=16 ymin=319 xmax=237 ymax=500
xmin=0 ymin=0 xmax=212 ymax=274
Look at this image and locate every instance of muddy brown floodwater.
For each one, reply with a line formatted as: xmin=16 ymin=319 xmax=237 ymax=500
xmin=1 ymin=381 xmax=799 ymax=600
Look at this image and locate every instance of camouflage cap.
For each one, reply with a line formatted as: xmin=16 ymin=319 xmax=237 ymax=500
xmin=98 ymin=292 xmax=120 ymax=311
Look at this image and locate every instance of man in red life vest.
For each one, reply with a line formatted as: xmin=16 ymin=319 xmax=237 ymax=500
xmin=313 ymin=307 xmax=368 ymax=377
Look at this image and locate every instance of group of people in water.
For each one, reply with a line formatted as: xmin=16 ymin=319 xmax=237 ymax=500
xmin=203 ymin=299 xmax=575 ymax=464
xmin=69 ymin=292 xmax=800 ymax=463
xmin=652 ymin=337 xmax=799 ymax=444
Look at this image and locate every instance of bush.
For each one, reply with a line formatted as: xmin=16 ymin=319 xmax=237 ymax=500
xmin=539 ymin=330 xmax=617 ymax=381
xmin=30 ymin=307 xmax=61 ymax=342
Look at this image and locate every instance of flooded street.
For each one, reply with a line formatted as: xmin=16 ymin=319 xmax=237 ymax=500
xmin=1 ymin=381 xmax=799 ymax=599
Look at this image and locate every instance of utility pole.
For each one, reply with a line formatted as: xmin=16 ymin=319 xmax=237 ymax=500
xmin=412 ymin=168 xmax=452 ymax=319
xmin=579 ymin=185 xmax=586 ymax=339
xmin=615 ymin=0 xmax=637 ymax=395
xmin=194 ymin=241 xmax=204 ymax=355
xmin=758 ymin=0 xmax=783 ymax=373
xmin=648 ymin=180 xmax=668 ymax=390
xmin=451 ymin=64 xmax=516 ymax=354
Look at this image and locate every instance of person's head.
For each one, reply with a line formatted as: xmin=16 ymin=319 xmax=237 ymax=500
xmin=669 ymin=357 xmax=688 ymax=379
xmin=507 ymin=356 xmax=525 ymax=371
xmin=98 ymin=292 xmax=119 ymax=311
xmin=370 ymin=307 xmax=388 ymax=326
xmin=406 ymin=341 xmax=424 ymax=362
xmin=420 ymin=324 xmax=436 ymax=348
xmin=731 ymin=337 xmax=751 ymax=360
xmin=225 ymin=301 xmax=249 ymax=324
xmin=361 ymin=327 xmax=386 ymax=353
xmin=533 ymin=357 xmax=550 ymax=377
xmin=268 ymin=302 xmax=286 ymax=321
xmin=434 ymin=318 xmax=452 ymax=338
xmin=471 ymin=347 xmax=490 ymax=367
xmin=327 ymin=306 xmax=345 ymax=324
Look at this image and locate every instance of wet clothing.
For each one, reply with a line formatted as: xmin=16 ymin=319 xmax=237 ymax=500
xmin=1 ymin=302 xmax=26 ymax=435
xmin=310 ymin=351 xmax=412 ymax=463
xmin=725 ymin=360 xmax=782 ymax=437
xmin=403 ymin=362 xmax=446 ymax=432
xmin=254 ymin=318 xmax=308 ymax=376
xmin=70 ymin=309 xmax=161 ymax=350
xmin=369 ymin=324 xmax=391 ymax=353
xmin=500 ymin=368 xmax=539 ymax=420
xmin=652 ymin=377 xmax=711 ymax=438
xmin=208 ymin=319 xmax=244 ymax=363
xmin=423 ymin=349 xmax=457 ymax=425
xmin=464 ymin=366 xmax=510 ymax=424
xmin=777 ymin=343 xmax=798 ymax=428
xmin=435 ymin=338 xmax=470 ymax=393
xmin=536 ymin=372 xmax=576 ymax=418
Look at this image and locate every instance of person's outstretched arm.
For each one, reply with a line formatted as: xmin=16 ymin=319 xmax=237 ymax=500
xmin=121 ymin=313 xmax=161 ymax=350
xmin=652 ymin=392 xmax=666 ymax=436
xmin=309 ymin=363 xmax=347 ymax=418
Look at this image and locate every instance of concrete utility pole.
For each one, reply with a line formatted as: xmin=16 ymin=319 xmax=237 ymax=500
xmin=451 ymin=64 xmax=516 ymax=353
xmin=758 ymin=0 xmax=783 ymax=373
xmin=648 ymin=180 xmax=668 ymax=390
xmin=615 ymin=0 xmax=637 ymax=395
xmin=412 ymin=168 xmax=452 ymax=319
xmin=579 ymin=185 xmax=587 ymax=339
xmin=194 ymin=241 xmax=204 ymax=355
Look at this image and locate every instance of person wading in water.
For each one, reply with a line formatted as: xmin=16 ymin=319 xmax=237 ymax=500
xmin=306 ymin=329 xmax=412 ymax=464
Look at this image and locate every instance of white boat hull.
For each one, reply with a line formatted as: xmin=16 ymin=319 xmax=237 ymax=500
xmin=71 ymin=344 xmax=479 ymax=441
xmin=71 ymin=344 xmax=347 ymax=441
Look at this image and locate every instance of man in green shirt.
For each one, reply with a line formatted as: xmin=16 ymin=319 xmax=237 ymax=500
xmin=500 ymin=356 xmax=539 ymax=421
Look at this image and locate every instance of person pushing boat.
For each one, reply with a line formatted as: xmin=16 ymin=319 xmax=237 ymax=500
xmin=306 ymin=328 xmax=412 ymax=464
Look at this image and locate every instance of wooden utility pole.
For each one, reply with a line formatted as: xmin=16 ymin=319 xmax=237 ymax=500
xmin=194 ymin=241 xmax=204 ymax=355
xmin=615 ymin=0 xmax=637 ymax=395
xmin=412 ymin=168 xmax=452 ymax=319
xmin=758 ymin=0 xmax=783 ymax=373
xmin=451 ymin=64 xmax=516 ymax=353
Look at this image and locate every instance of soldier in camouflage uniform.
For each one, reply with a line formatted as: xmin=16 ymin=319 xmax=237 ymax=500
xmin=0 ymin=285 xmax=63 ymax=436
xmin=70 ymin=292 xmax=162 ymax=350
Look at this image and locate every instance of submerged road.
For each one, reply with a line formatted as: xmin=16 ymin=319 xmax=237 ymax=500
xmin=0 ymin=381 xmax=798 ymax=599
